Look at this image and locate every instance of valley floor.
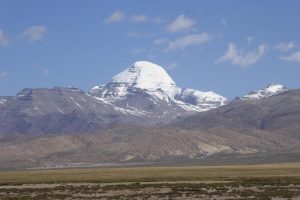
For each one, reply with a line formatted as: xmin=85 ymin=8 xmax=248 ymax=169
xmin=0 ymin=163 xmax=299 ymax=199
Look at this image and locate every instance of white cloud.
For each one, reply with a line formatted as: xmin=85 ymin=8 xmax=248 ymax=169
xmin=0 ymin=72 xmax=8 ymax=79
xmin=280 ymin=51 xmax=300 ymax=62
xmin=20 ymin=26 xmax=47 ymax=43
xmin=105 ymin=11 xmax=125 ymax=23
xmin=130 ymin=14 xmax=148 ymax=23
xmin=0 ymin=30 xmax=10 ymax=46
xmin=216 ymin=43 xmax=268 ymax=67
xmin=275 ymin=41 xmax=297 ymax=52
xmin=165 ymin=33 xmax=210 ymax=51
xmin=166 ymin=15 xmax=195 ymax=33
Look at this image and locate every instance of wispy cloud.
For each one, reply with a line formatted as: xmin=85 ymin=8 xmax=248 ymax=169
xmin=165 ymin=33 xmax=210 ymax=52
xmin=0 ymin=72 xmax=9 ymax=79
xmin=105 ymin=11 xmax=125 ymax=24
xmin=166 ymin=15 xmax=195 ymax=33
xmin=20 ymin=26 xmax=47 ymax=43
xmin=105 ymin=11 xmax=164 ymax=25
xmin=275 ymin=41 xmax=297 ymax=52
xmin=216 ymin=43 xmax=268 ymax=67
xmin=130 ymin=14 xmax=148 ymax=23
xmin=0 ymin=30 xmax=10 ymax=46
xmin=280 ymin=51 xmax=300 ymax=62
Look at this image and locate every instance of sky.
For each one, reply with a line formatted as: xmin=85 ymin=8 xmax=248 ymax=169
xmin=0 ymin=0 xmax=300 ymax=99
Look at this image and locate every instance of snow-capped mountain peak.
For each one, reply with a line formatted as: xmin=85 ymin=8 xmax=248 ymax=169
xmin=242 ymin=83 xmax=288 ymax=100
xmin=90 ymin=61 xmax=227 ymax=113
xmin=110 ymin=61 xmax=181 ymax=99
xmin=264 ymin=84 xmax=288 ymax=93
xmin=112 ymin=61 xmax=176 ymax=90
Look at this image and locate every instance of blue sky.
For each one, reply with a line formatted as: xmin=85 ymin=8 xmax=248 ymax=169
xmin=0 ymin=0 xmax=300 ymax=98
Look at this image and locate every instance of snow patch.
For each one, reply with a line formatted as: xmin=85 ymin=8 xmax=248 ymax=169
xmin=56 ymin=107 xmax=64 ymax=114
xmin=0 ymin=99 xmax=7 ymax=104
xmin=93 ymin=96 xmax=114 ymax=106
xmin=114 ymin=106 xmax=148 ymax=116
xmin=75 ymin=102 xmax=83 ymax=109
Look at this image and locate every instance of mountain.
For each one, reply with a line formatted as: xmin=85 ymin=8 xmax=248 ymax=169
xmin=0 ymin=90 xmax=299 ymax=169
xmin=0 ymin=61 xmax=299 ymax=169
xmin=0 ymin=86 xmax=195 ymax=134
xmin=90 ymin=61 xmax=227 ymax=112
xmin=173 ymin=89 xmax=300 ymax=139
xmin=0 ymin=87 xmax=124 ymax=134
xmin=0 ymin=61 xmax=226 ymax=134
xmin=241 ymin=84 xmax=288 ymax=100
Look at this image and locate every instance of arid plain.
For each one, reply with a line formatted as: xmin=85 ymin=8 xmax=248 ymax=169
xmin=0 ymin=162 xmax=299 ymax=199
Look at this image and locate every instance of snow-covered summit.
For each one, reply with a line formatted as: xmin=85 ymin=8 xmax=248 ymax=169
xmin=110 ymin=61 xmax=180 ymax=98
xmin=242 ymin=84 xmax=288 ymax=100
xmin=90 ymin=61 xmax=227 ymax=112
xmin=112 ymin=61 xmax=176 ymax=89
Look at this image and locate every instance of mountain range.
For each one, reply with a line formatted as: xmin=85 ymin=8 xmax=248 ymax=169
xmin=0 ymin=61 xmax=228 ymax=134
xmin=0 ymin=61 xmax=299 ymax=169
